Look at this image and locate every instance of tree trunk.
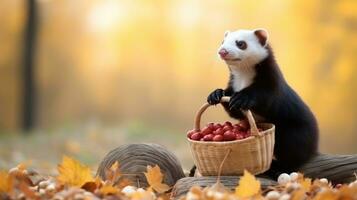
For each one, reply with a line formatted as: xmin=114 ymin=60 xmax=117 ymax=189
xmin=22 ymin=0 xmax=38 ymax=131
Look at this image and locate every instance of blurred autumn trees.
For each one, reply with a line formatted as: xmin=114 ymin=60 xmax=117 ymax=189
xmin=0 ymin=0 xmax=356 ymax=153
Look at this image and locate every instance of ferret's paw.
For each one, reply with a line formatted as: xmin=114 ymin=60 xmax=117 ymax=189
xmin=229 ymin=91 xmax=256 ymax=110
xmin=207 ymin=89 xmax=224 ymax=105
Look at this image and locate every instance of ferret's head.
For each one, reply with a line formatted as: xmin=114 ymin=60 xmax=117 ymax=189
xmin=218 ymin=29 xmax=269 ymax=67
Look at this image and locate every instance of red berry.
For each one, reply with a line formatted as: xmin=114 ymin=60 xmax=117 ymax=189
xmin=236 ymin=134 xmax=244 ymax=140
xmin=213 ymin=134 xmax=224 ymax=141
xmin=239 ymin=120 xmax=250 ymax=131
xmin=223 ymin=131 xmax=236 ymax=141
xmin=187 ymin=130 xmax=197 ymax=138
xmin=203 ymin=134 xmax=214 ymax=141
xmin=233 ymin=124 xmax=244 ymax=131
xmin=201 ymin=127 xmax=212 ymax=135
xmin=222 ymin=125 xmax=232 ymax=132
xmin=207 ymin=123 xmax=215 ymax=130
xmin=213 ymin=128 xmax=224 ymax=135
xmin=214 ymin=123 xmax=223 ymax=130
xmin=224 ymin=121 xmax=232 ymax=127
xmin=191 ymin=132 xmax=203 ymax=141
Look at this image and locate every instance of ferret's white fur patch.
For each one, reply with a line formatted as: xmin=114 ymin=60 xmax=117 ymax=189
xmin=230 ymin=66 xmax=256 ymax=92
xmin=219 ymin=29 xmax=269 ymax=92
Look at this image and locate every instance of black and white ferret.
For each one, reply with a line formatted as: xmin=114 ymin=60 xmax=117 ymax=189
xmin=207 ymin=29 xmax=319 ymax=175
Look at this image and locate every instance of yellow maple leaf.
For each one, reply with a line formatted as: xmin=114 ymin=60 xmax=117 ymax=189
xmin=144 ymin=165 xmax=170 ymax=193
xmin=57 ymin=156 xmax=94 ymax=187
xmin=0 ymin=171 xmax=12 ymax=193
xmin=235 ymin=170 xmax=261 ymax=198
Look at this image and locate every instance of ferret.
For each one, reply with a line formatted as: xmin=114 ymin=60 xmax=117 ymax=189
xmin=207 ymin=29 xmax=319 ymax=176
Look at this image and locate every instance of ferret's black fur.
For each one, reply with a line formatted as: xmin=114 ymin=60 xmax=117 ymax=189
xmin=207 ymin=45 xmax=319 ymax=176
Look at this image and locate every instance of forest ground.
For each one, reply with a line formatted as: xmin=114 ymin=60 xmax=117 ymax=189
xmin=0 ymin=123 xmax=192 ymax=174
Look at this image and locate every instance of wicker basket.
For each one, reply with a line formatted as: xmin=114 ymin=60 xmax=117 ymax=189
xmin=188 ymin=96 xmax=275 ymax=176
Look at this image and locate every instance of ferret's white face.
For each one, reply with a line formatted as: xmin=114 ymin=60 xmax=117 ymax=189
xmin=218 ymin=29 xmax=269 ymax=67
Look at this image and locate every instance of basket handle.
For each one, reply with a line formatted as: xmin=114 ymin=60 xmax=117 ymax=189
xmin=194 ymin=96 xmax=261 ymax=137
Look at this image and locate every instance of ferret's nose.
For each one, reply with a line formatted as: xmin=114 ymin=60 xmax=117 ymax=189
xmin=219 ymin=49 xmax=229 ymax=57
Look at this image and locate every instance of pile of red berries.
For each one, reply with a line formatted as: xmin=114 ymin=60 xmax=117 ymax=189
xmin=187 ymin=120 xmax=259 ymax=142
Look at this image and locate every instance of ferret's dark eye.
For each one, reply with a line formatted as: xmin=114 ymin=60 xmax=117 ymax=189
xmin=235 ymin=40 xmax=247 ymax=50
xmin=221 ymin=40 xmax=224 ymax=44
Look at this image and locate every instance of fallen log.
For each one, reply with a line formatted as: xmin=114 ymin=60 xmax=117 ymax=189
xmin=97 ymin=143 xmax=357 ymax=199
xmin=298 ymin=153 xmax=357 ymax=184
xmin=96 ymin=143 xmax=185 ymax=187
xmin=171 ymin=176 xmax=276 ymax=199
xmin=171 ymin=153 xmax=357 ymax=199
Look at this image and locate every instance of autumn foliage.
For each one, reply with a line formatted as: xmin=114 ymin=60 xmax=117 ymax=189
xmin=0 ymin=156 xmax=357 ymax=200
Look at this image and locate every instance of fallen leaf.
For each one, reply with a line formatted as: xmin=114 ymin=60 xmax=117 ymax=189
xmin=105 ymin=161 xmax=121 ymax=183
xmin=207 ymin=181 xmax=228 ymax=193
xmin=94 ymin=176 xmax=103 ymax=188
xmin=185 ymin=186 xmax=204 ymax=200
xmin=291 ymin=188 xmax=306 ymax=200
xmin=18 ymin=182 xmax=39 ymax=200
xmin=17 ymin=163 xmax=27 ymax=172
xmin=116 ymin=177 xmax=133 ymax=189
xmin=8 ymin=165 xmax=33 ymax=187
xmin=144 ymin=165 xmax=170 ymax=193
xmin=131 ymin=188 xmax=155 ymax=200
xmin=57 ymin=156 xmax=94 ymax=187
xmin=235 ymin=170 xmax=261 ymax=198
xmin=81 ymin=181 xmax=98 ymax=192
xmin=99 ymin=184 xmax=119 ymax=195
xmin=299 ymin=178 xmax=311 ymax=191
xmin=0 ymin=171 xmax=12 ymax=193
xmin=313 ymin=190 xmax=338 ymax=200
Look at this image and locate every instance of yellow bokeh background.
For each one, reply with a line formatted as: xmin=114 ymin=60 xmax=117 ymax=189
xmin=0 ymin=0 xmax=357 ymax=159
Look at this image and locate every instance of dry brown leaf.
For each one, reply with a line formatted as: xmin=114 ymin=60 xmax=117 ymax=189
xmin=94 ymin=176 xmax=103 ymax=188
xmin=144 ymin=165 xmax=170 ymax=193
xmin=116 ymin=177 xmax=133 ymax=189
xmin=18 ymin=182 xmax=40 ymax=200
xmin=81 ymin=181 xmax=98 ymax=192
xmin=57 ymin=156 xmax=94 ymax=187
xmin=235 ymin=170 xmax=261 ymax=198
xmin=105 ymin=161 xmax=122 ymax=183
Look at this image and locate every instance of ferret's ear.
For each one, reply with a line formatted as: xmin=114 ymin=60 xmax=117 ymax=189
xmin=254 ymin=29 xmax=269 ymax=47
xmin=224 ymin=30 xmax=230 ymax=37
